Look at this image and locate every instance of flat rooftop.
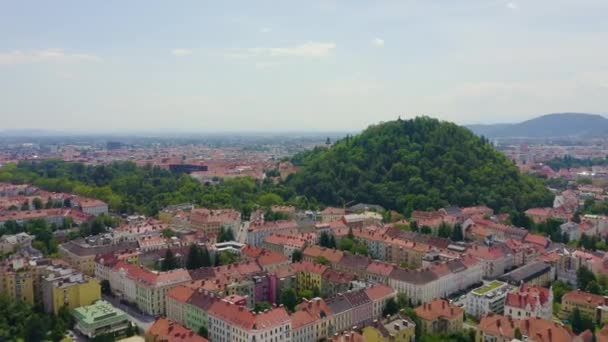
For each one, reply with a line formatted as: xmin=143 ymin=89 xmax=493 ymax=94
xmin=472 ymin=280 xmax=507 ymax=295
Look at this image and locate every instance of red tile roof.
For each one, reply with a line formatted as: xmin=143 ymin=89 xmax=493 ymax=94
xmin=505 ymin=284 xmax=551 ymax=310
xmin=478 ymin=315 xmax=574 ymax=342
xmin=364 ymin=284 xmax=396 ymax=301
xmin=563 ymin=290 xmax=607 ymax=307
xmin=207 ymin=300 xmax=290 ymax=331
xmin=166 ymin=285 xmax=195 ymax=304
xmin=147 ymin=317 xmax=208 ymax=342
xmin=415 ymin=299 xmax=463 ymax=321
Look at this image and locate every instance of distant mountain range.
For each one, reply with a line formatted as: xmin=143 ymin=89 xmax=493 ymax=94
xmin=467 ymin=113 xmax=608 ymax=138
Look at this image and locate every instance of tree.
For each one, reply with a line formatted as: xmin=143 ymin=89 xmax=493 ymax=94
xmin=100 ymin=279 xmax=111 ymax=295
xmin=338 ymin=237 xmax=354 ymax=251
xmin=198 ymin=326 xmax=208 ymax=338
xmin=162 ymin=228 xmax=176 ymax=238
xmin=218 ymin=251 xmax=238 ymax=265
xmin=254 ymin=301 xmax=272 ymax=313
xmin=397 ymin=293 xmax=409 ymax=309
xmin=451 ymin=224 xmax=464 ymax=241
xmin=437 ymin=223 xmax=451 ymax=238
xmin=32 ymin=197 xmax=43 ymax=210
xmin=577 ymin=266 xmax=596 ymax=291
xmin=552 ymin=281 xmax=572 ymax=303
xmin=258 ymin=193 xmax=282 ymax=207
xmin=319 ymin=232 xmax=330 ymax=247
xmin=217 ymin=227 xmax=235 ymax=243
xmin=23 ymin=314 xmax=46 ymax=342
xmin=421 ymin=226 xmax=432 ymax=235
xmin=280 ymin=288 xmax=298 ymax=312
xmin=586 ymin=280 xmax=602 ymax=295
xmin=161 ymin=249 xmax=179 ymax=271
xmin=292 ymin=249 xmax=303 ymax=262
xmin=21 ymin=201 xmax=29 ymax=211
xmin=186 ymin=244 xmax=204 ymax=270
xmin=298 ymin=289 xmax=314 ymax=301
xmin=200 ymin=246 xmax=212 ymax=267
xmin=514 ymin=328 xmax=522 ymax=340
xmin=382 ymin=298 xmax=399 ymax=317
xmin=570 ymin=307 xmax=595 ymax=334
xmin=314 ymin=256 xmax=330 ymax=265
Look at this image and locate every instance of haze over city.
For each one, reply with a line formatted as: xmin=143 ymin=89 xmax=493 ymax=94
xmin=1 ymin=0 xmax=607 ymax=132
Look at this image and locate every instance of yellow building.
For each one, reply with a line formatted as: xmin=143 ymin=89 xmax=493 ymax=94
xmin=59 ymin=239 xmax=138 ymax=276
xmin=293 ymin=261 xmax=327 ymax=293
xmin=362 ymin=326 xmax=387 ymax=342
xmin=362 ymin=316 xmax=416 ymax=342
xmin=562 ymin=290 xmax=608 ymax=324
xmin=0 ymin=260 xmax=35 ymax=304
xmin=415 ymin=299 xmax=463 ymax=334
xmin=0 ymin=257 xmax=54 ymax=305
xmin=41 ymin=266 xmax=101 ymax=314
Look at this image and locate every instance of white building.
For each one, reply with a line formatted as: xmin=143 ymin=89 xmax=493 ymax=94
xmin=207 ymin=301 xmax=292 ymax=342
xmin=465 ymin=280 xmax=511 ymax=318
xmin=504 ymin=284 xmax=553 ymax=321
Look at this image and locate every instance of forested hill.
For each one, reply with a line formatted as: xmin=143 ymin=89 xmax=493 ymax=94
xmin=288 ymin=117 xmax=553 ymax=214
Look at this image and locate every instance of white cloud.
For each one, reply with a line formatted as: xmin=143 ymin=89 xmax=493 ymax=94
xmin=259 ymin=27 xmax=271 ymax=33
xmin=0 ymin=49 xmax=100 ymax=65
xmin=506 ymin=2 xmax=519 ymax=10
xmin=172 ymin=48 xmax=192 ymax=57
xmin=241 ymin=42 xmax=336 ymax=58
xmin=372 ymin=38 xmax=385 ymax=48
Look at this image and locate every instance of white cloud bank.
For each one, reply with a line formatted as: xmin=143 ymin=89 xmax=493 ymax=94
xmin=172 ymin=48 xmax=193 ymax=57
xmin=0 ymin=49 xmax=100 ymax=65
xmin=229 ymin=42 xmax=336 ymax=59
xmin=372 ymin=38 xmax=385 ymax=47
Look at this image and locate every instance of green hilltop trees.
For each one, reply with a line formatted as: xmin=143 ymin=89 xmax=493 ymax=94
xmin=289 ymin=117 xmax=553 ymax=215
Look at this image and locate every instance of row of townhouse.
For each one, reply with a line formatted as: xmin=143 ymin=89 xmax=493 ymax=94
xmin=477 ymin=314 xmax=584 ymax=342
xmin=164 ymin=282 xmax=397 ymax=342
xmin=262 ymin=233 xmax=315 ymax=261
xmin=60 ymin=238 xmax=138 ymax=275
xmin=388 ymin=256 xmax=483 ymax=306
xmin=247 ymin=220 xmax=299 ymax=246
xmin=189 ymin=208 xmax=242 ymax=236
xmin=105 ymin=261 xmax=191 ymax=315
xmin=293 ymin=285 xmax=397 ymax=341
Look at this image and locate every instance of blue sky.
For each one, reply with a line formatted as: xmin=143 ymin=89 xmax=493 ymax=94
xmin=1 ymin=0 xmax=607 ymax=132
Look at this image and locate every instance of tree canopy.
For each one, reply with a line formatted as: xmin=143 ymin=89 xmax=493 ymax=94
xmin=288 ymin=117 xmax=553 ymax=214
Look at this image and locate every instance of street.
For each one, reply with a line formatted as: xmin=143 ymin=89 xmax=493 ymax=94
xmin=102 ymin=294 xmax=155 ymax=332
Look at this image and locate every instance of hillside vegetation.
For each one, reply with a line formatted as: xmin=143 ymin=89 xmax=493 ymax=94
xmin=289 ymin=117 xmax=553 ymax=214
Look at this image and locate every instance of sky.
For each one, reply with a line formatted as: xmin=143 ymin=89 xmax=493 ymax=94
xmin=1 ymin=0 xmax=607 ymax=132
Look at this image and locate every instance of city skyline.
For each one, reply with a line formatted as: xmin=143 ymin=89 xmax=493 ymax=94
xmin=1 ymin=0 xmax=607 ymax=132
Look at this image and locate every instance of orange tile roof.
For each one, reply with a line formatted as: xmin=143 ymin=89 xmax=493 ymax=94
xmin=366 ymin=261 xmax=395 ymax=276
xmin=364 ymin=284 xmax=396 ymax=301
xmin=291 ymin=310 xmax=316 ymax=329
xmin=523 ymin=233 xmax=550 ymax=247
xmin=264 ymin=233 xmax=307 ymax=249
xmin=505 ymin=284 xmax=551 ymax=310
xmin=303 ymin=245 xmax=344 ymax=264
xmin=563 ymin=290 xmax=607 ymax=307
xmin=147 ymin=317 xmax=208 ymax=342
xmin=478 ymin=315 xmax=574 ymax=342
xmin=415 ymin=299 xmax=463 ymax=321
xmin=166 ymin=285 xmax=195 ymax=304
xmin=257 ymin=249 xmax=289 ymax=267
xmin=293 ymin=260 xmax=328 ymax=275
xmin=207 ymin=300 xmax=290 ymax=331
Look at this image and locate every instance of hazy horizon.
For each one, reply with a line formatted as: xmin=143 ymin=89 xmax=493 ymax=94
xmin=2 ymin=1 xmax=607 ymax=131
